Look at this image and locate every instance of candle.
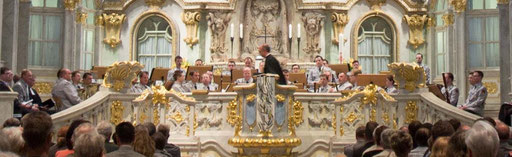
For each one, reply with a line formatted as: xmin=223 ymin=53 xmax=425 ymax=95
xmin=338 ymin=33 xmax=343 ymax=48
xmin=230 ymin=24 xmax=234 ymax=38
xmin=297 ymin=24 xmax=301 ymax=38
xmin=288 ymin=24 xmax=292 ymax=39
xmin=239 ymin=24 xmax=243 ymax=39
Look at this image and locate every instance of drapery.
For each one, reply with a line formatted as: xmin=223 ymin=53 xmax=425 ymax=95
xmin=358 ymin=34 xmax=391 ymax=74
xmin=137 ymin=23 xmax=173 ymax=74
xmin=29 ymin=14 xmax=62 ymax=67
xmin=468 ymin=16 xmax=499 ymax=68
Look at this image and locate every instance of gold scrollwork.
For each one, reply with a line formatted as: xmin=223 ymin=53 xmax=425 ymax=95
xmin=426 ymin=16 xmax=436 ymax=28
xmin=388 ymin=63 xmax=427 ymax=92
xmin=152 ymin=85 xmax=169 ymax=104
xmin=102 ymin=13 xmax=126 ymax=48
xmin=332 ymin=113 xmax=337 ymax=135
xmin=393 ymin=113 xmax=397 ymax=129
xmin=382 ymin=111 xmax=390 ymax=124
xmin=331 ymin=12 xmax=349 ymax=44
xmin=182 ymin=11 xmax=201 ymax=47
xmin=145 ymin=0 xmax=164 ymax=8
xmin=346 ymin=111 xmax=358 ymax=124
xmin=169 ymin=89 xmax=196 ymax=101
xmin=442 ymin=13 xmax=454 ymax=26
xmin=405 ymin=101 xmax=418 ymax=124
xmin=498 ymin=0 xmax=510 ymax=4
xmin=450 ymin=0 xmax=467 ymax=13
xmin=110 ymin=100 xmax=124 ymax=125
xmin=227 ymin=98 xmax=241 ymax=126
xmin=367 ymin=0 xmax=387 ymax=10
xmin=134 ymin=89 xmax=151 ymax=102
xmin=339 ymin=106 xmax=344 ymax=136
xmin=63 ymin=0 xmax=80 ymax=10
xmin=193 ymin=114 xmax=198 ymax=135
xmin=276 ymin=94 xmax=285 ymax=102
xmin=76 ymin=12 xmax=88 ymax=25
xmin=361 ymin=84 xmax=378 ymax=105
xmin=292 ymin=101 xmax=304 ymax=126
xmin=404 ymin=14 xmax=427 ymax=49
xmin=246 ymin=94 xmax=256 ymax=102
xmin=379 ymin=89 xmax=396 ymax=101
xmin=103 ymin=61 xmax=144 ymax=92
xmin=95 ymin=15 xmax=104 ymax=26
xmin=153 ymin=106 xmax=160 ymax=126
xmin=33 ymin=82 xmax=53 ymax=94
xmin=483 ymin=82 xmax=498 ymax=94
xmin=171 ymin=111 xmax=184 ymax=123
xmin=228 ymin=137 xmax=301 ymax=147
xmin=370 ymin=105 xmax=377 ymax=122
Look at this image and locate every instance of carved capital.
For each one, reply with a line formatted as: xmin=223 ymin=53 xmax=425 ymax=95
xmin=442 ymin=13 xmax=454 ymax=26
xmin=103 ymin=61 xmax=144 ymax=92
xmin=498 ymin=0 xmax=510 ymax=4
xmin=63 ymin=0 xmax=80 ymax=10
xmin=426 ymin=15 xmax=436 ymax=28
xmin=95 ymin=15 xmax=104 ymax=26
xmin=367 ymin=0 xmax=387 ymax=10
xmin=449 ymin=0 xmax=467 ymax=13
xmin=102 ymin=13 xmax=126 ymax=48
xmin=388 ymin=63 xmax=427 ymax=92
xmin=182 ymin=11 xmax=201 ymax=48
xmin=331 ymin=12 xmax=349 ymax=44
xmin=145 ymin=0 xmax=165 ymax=8
xmin=404 ymin=14 xmax=427 ymax=49
xmin=76 ymin=11 xmax=88 ymax=25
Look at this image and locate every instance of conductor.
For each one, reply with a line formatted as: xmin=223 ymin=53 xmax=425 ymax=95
xmin=258 ymin=44 xmax=286 ymax=85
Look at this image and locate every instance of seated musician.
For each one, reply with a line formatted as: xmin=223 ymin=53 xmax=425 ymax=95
xmin=282 ymin=69 xmax=293 ymax=85
xmin=185 ymin=71 xmax=201 ymax=90
xmin=350 ymin=60 xmax=362 ymax=73
xmin=171 ymin=71 xmax=190 ymax=93
xmin=323 ymin=70 xmax=336 ymax=83
xmin=71 ymin=71 xmax=82 ymax=90
xmin=222 ymin=61 xmax=236 ymax=76
xmin=307 ymin=56 xmax=327 ymax=86
xmin=441 ymin=72 xmax=459 ymax=106
xmin=129 ymin=71 xmax=151 ymax=94
xmin=291 ymin=64 xmax=301 ymax=73
xmin=336 ymin=72 xmax=353 ymax=91
xmin=322 ymin=59 xmax=337 ymax=83
xmin=348 ymin=70 xmax=363 ymax=90
xmin=315 ymin=74 xmax=334 ymax=93
xmin=258 ymin=61 xmax=265 ymax=73
xmin=234 ymin=67 xmax=254 ymax=84
xmin=80 ymin=72 xmax=99 ymax=99
xmin=385 ymin=75 xmax=398 ymax=94
xmin=167 ymin=56 xmax=187 ymax=81
xmin=195 ymin=59 xmax=204 ymax=66
xmin=197 ymin=73 xmax=218 ymax=91
xmin=244 ymin=57 xmax=255 ymax=70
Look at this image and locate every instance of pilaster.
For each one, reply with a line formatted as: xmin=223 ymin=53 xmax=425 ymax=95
xmin=16 ymin=0 xmax=30 ymax=72
xmin=454 ymin=10 xmax=467 ymax=104
xmin=1 ymin=0 xmax=18 ymax=71
xmin=63 ymin=7 xmax=77 ymax=69
xmin=499 ymin=2 xmax=511 ymax=103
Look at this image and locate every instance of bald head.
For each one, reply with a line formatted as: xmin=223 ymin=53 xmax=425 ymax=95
xmin=496 ymin=123 xmax=510 ymax=140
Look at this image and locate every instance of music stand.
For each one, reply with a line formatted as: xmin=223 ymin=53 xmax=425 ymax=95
xmin=357 ymin=74 xmax=388 ymax=87
xmin=150 ymin=68 xmax=173 ymax=83
xmin=289 ymin=73 xmax=307 ymax=86
xmin=213 ymin=75 xmax=231 ymax=88
xmin=428 ymin=84 xmax=447 ymax=101
xmin=329 ymin=64 xmax=350 ymax=75
xmin=231 ymin=69 xmax=258 ymax=82
xmin=91 ymin=66 xmax=108 ymax=79
xmin=185 ymin=66 xmax=213 ymax=81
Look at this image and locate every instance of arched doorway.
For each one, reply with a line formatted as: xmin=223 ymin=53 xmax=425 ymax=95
xmin=353 ymin=14 xmax=397 ymax=74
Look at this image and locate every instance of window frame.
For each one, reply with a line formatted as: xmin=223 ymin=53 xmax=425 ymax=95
xmin=465 ymin=0 xmax=499 ymax=69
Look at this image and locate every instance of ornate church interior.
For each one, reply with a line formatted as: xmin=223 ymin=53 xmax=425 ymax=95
xmin=0 ymin=0 xmax=511 ymax=156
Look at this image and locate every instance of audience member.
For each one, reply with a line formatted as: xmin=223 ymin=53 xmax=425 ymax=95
xmin=157 ymin=124 xmax=181 ymax=157
xmin=171 ymin=71 xmax=190 ymax=93
xmin=2 ymin=118 xmax=20 ymax=128
xmin=353 ymin=121 xmax=378 ymax=157
xmin=314 ymin=74 xmax=334 ymax=93
xmin=142 ymin=122 xmax=157 ymax=136
xmin=97 ymin=121 xmax=118 ymax=153
xmin=56 ymin=119 xmax=90 ymax=157
xmin=234 ymin=67 xmax=254 ymax=84
xmin=80 ymin=72 xmax=98 ymax=99
xmin=130 ymin=71 xmax=151 ymax=93
xmin=390 ymin=130 xmax=413 ymax=157
xmin=446 ymin=130 xmax=468 ymax=157
xmin=408 ymin=128 xmax=429 ymax=157
xmin=385 ymin=75 xmax=398 ymax=94
xmin=344 ymin=126 xmax=365 ymax=157
xmin=0 ymin=67 xmax=14 ymax=91
xmin=73 ymin=133 xmax=105 ymax=157
xmin=12 ymin=69 xmax=40 ymax=116
xmin=465 ymin=120 xmax=499 ymax=157
xmin=21 ymin=111 xmax=53 ymax=157
xmin=49 ymin=125 xmax=69 ymax=157
xmin=336 ymin=72 xmax=352 ymax=91
xmin=185 ymin=71 xmax=201 ymax=90
xmin=2 ymin=126 xmax=24 ymax=155
xmin=351 ymin=60 xmax=361 ymax=72
xmin=0 ymin=131 xmax=10 ymax=153
xmin=495 ymin=122 xmax=512 ymax=157
xmin=52 ymin=68 xmax=82 ymax=110
xmin=458 ymin=70 xmax=487 ymax=116
xmin=167 ymin=56 xmax=187 ymax=81
xmin=373 ymin=129 xmax=395 ymax=157
xmin=424 ymin=120 xmax=454 ymax=157
xmin=362 ymin=126 xmax=388 ymax=157
xmin=107 ymin=122 xmax=145 ymax=157
xmin=282 ymin=69 xmax=293 ymax=85
xmin=441 ymin=72 xmax=459 ymax=106
xmin=348 ymin=70 xmax=363 ymax=90
xmin=133 ymin=125 xmax=155 ymax=157
xmin=448 ymin=118 xmax=462 ymax=131
xmin=481 ymin=116 xmax=497 ymax=126
xmin=430 ymin=136 xmax=450 ymax=157
xmin=153 ymin=132 xmax=172 ymax=157
xmin=407 ymin=120 xmax=422 ymax=148
xmin=244 ymin=57 xmax=254 ymax=69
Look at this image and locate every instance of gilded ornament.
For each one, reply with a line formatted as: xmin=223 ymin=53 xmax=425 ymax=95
xmin=95 ymin=15 xmax=104 ymax=26
xmin=367 ymin=0 xmax=387 ymax=10
xmin=339 ymin=106 xmax=344 ymax=136
xmin=169 ymin=89 xmax=196 ymax=101
xmin=426 ymin=16 xmax=436 ymax=28
xmin=388 ymin=63 xmax=427 ymax=92
xmin=332 ymin=113 xmax=337 ymax=135
xmin=379 ymin=89 xmax=396 ymax=101
xmin=483 ymin=82 xmax=498 ymax=94
xmin=153 ymin=107 xmax=160 ymax=126
xmin=134 ymin=89 xmax=151 ymax=102
xmin=361 ymin=84 xmax=378 ymax=105
xmin=346 ymin=111 xmax=358 ymax=124
xmin=246 ymin=94 xmax=256 ymax=102
xmin=152 ymin=85 xmax=169 ymax=104
xmin=228 ymin=137 xmax=301 ymax=147
xmin=33 ymin=82 xmax=53 ymax=94
xmin=182 ymin=11 xmax=201 ymax=47
xmin=405 ymin=101 xmax=418 ymax=123
xmin=139 ymin=111 xmax=147 ymax=123
xmin=110 ymin=100 xmax=124 ymax=125
xmin=103 ymin=61 xmax=143 ymax=91
xmin=193 ymin=114 xmax=198 ymax=135
xmin=186 ymin=125 xmax=190 ymax=136
xmin=404 ymin=14 xmax=427 ymax=49
xmin=171 ymin=111 xmax=184 ymax=123
xmin=370 ymin=106 xmax=377 ymax=122
xmin=292 ymin=101 xmax=304 ymax=126
xmin=331 ymin=12 xmax=349 ymax=44
xmin=76 ymin=12 xmax=88 ymax=25
xmin=276 ymin=94 xmax=285 ymax=102
xmin=498 ymin=0 xmax=510 ymax=4
xmin=449 ymin=0 xmax=467 ymax=13
xmin=227 ymin=98 xmax=241 ymax=126
xmin=63 ymin=0 xmax=80 ymax=10
xmin=442 ymin=13 xmax=454 ymax=26
xmin=393 ymin=113 xmax=397 ymax=129
xmin=145 ymin=0 xmax=164 ymax=8
xmin=102 ymin=13 xmax=126 ymax=48
xmin=382 ymin=111 xmax=390 ymax=124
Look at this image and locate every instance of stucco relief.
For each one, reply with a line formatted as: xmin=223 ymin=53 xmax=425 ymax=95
xmin=207 ymin=11 xmax=232 ymax=62
xmin=196 ymin=103 xmax=223 ymax=129
xmin=166 ymin=100 xmax=190 ymax=135
xmin=307 ymin=103 xmax=334 ymax=129
xmin=301 ymin=12 xmax=325 ymax=60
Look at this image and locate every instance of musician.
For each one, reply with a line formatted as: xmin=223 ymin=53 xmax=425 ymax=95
xmin=282 ymin=69 xmax=293 ymax=85
xmin=197 ymin=73 xmax=218 ymax=91
xmin=291 ymin=64 xmax=301 ymax=73
xmin=244 ymin=57 xmax=255 ymax=70
xmin=385 ymin=75 xmax=398 ymax=94
xmin=12 ymin=69 xmax=40 ymax=116
xmin=234 ymin=67 xmax=254 ymax=84
xmin=307 ymin=56 xmax=326 ymax=86
xmin=171 ymin=71 xmax=190 ymax=93
xmin=195 ymin=59 xmax=204 ymax=66
xmin=185 ymin=71 xmax=201 ymax=90
xmin=415 ymin=53 xmax=431 ymax=84
xmin=167 ymin=56 xmax=187 ymax=81
xmin=315 ymin=74 xmax=334 ymax=93
xmin=52 ymin=68 xmax=82 ymax=110
xmin=79 ymin=72 xmax=99 ymax=99
xmin=336 ymin=72 xmax=353 ymax=91
xmin=71 ymin=71 xmax=82 ymax=90
xmin=130 ymin=71 xmax=151 ymax=94
xmin=222 ymin=61 xmax=236 ymax=76
xmin=350 ymin=60 xmax=362 ymax=73
xmin=441 ymin=72 xmax=459 ymax=106
xmin=322 ymin=59 xmax=337 ymax=82
xmin=349 ymin=70 xmax=363 ymax=90
xmin=458 ymin=71 xmax=487 ymax=116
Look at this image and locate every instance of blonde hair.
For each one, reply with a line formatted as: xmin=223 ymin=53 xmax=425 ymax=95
xmin=430 ymin=136 xmax=450 ymax=157
xmin=133 ymin=125 xmax=155 ymax=157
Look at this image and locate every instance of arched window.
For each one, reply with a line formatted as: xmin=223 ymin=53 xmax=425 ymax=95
xmin=136 ymin=16 xmax=173 ymax=73
xmin=357 ymin=16 xmax=394 ymax=74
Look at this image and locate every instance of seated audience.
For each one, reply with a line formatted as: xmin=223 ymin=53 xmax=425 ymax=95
xmin=2 ymin=118 xmax=20 ymax=128
xmin=234 ymin=67 xmax=254 ymax=84
xmin=282 ymin=69 xmax=293 ymax=85
xmin=407 ymin=120 xmax=422 ymax=148
xmin=13 ymin=69 xmax=40 ymax=116
xmin=291 ymin=64 xmax=301 ymax=73
xmin=194 ymin=59 xmax=204 ymax=66
xmin=97 ymin=121 xmax=118 ymax=153
xmin=362 ymin=126 xmax=388 ymax=157
xmin=171 ymin=71 xmax=190 ymax=93
xmin=222 ymin=61 xmax=236 ymax=76
xmin=495 ymin=122 xmax=512 ymax=157
xmin=49 ymin=125 xmax=69 ymax=157
xmin=71 ymin=71 xmax=82 ymax=90
xmin=337 ymin=72 xmax=352 ymax=91
xmin=324 ymin=70 xmax=336 ymax=83
xmin=0 ymin=67 xmax=14 ymax=91
xmin=197 ymin=73 xmax=218 ymax=91
xmin=351 ymin=60 xmax=361 ymax=72
xmin=73 ymin=133 xmax=105 ymax=157
xmin=344 ymin=126 xmax=366 ymax=157
xmin=372 ymin=129 xmax=396 ymax=157
xmin=167 ymin=56 xmax=187 ymax=82
xmin=142 ymin=122 xmax=157 ymax=136
xmin=466 ymin=120 xmax=499 ymax=157
xmin=153 ymin=132 xmax=172 ymax=157
xmin=107 ymin=122 xmax=145 ymax=157
xmin=185 ymin=71 xmax=201 ymax=90
xmin=133 ymin=125 xmax=155 ymax=157
xmin=157 ymin=124 xmax=181 ymax=157
xmin=446 ymin=130 xmax=468 ymax=157
xmin=21 ymin=111 xmax=53 ymax=157
xmin=408 ymin=128 xmax=429 ymax=157
xmin=385 ymin=75 xmax=398 ymax=94
xmin=0 ymin=131 xmax=9 ymax=153
xmin=314 ymin=74 xmax=334 ymax=93
xmin=56 ymin=119 xmax=90 ymax=157
xmin=353 ymin=121 xmax=379 ymax=157
xmin=390 ymin=130 xmax=413 ymax=157
xmin=430 ymin=137 xmax=450 ymax=157
xmin=424 ymin=120 xmax=455 ymax=156
xmin=130 ymin=71 xmax=151 ymax=93
xmin=52 ymin=68 xmax=82 ymax=111
xmin=448 ymin=119 xmax=462 ymax=131
xmin=2 ymin=126 xmax=24 ymax=155
xmin=441 ymin=72 xmax=459 ymax=106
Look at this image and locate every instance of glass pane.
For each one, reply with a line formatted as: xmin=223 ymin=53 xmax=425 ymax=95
xmin=86 ymin=13 xmax=95 ymax=25
xmin=485 ymin=0 xmax=497 ymax=9
xmin=31 ymin=0 xmax=44 ymax=7
xmin=46 ymin=0 xmax=59 ymax=8
xmin=486 ymin=43 xmax=499 ymax=67
xmin=436 ymin=32 xmax=445 ymax=53
xmin=85 ymin=30 xmax=94 ymax=52
xmin=437 ymin=54 xmax=446 ymax=75
xmin=85 ymin=53 xmax=93 ymax=70
xmin=45 ymin=16 xmax=62 ymax=40
xmin=436 ymin=0 xmax=446 ymax=11
xmin=470 ymin=0 xmax=484 ymax=10
xmin=468 ymin=18 xmax=483 ymax=42
xmin=29 ymin=41 xmax=42 ymax=66
xmin=45 ymin=42 xmax=61 ymax=66
xmin=157 ymin=57 xmax=171 ymax=69
xmin=29 ymin=15 xmax=43 ymax=40
xmin=468 ymin=44 xmax=483 ymax=68
xmin=436 ymin=14 xmax=444 ymax=27
xmin=485 ymin=17 xmax=499 ymax=41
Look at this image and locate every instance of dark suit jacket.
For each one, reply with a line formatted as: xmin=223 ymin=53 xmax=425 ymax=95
xmin=263 ymin=54 xmax=286 ymax=85
xmin=0 ymin=81 xmax=11 ymax=91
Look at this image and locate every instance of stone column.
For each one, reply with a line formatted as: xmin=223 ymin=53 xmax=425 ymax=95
xmin=1 ymin=0 xmax=19 ymax=71
xmin=498 ymin=1 xmax=511 ymax=104
xmin=73 ymin=8 xmax=84 ymax=70
xmin=16 ymin=0 xmax=30 ymax=72
xmin=454 ymin=12 xmax=467 ymax=104
xmin=0 ymin=0 xmax=4 ymax=67
xmin=63 ymin=7 xmax=77 ymax=69
xmin=509 ymin=1 xmax=512 ymax=101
